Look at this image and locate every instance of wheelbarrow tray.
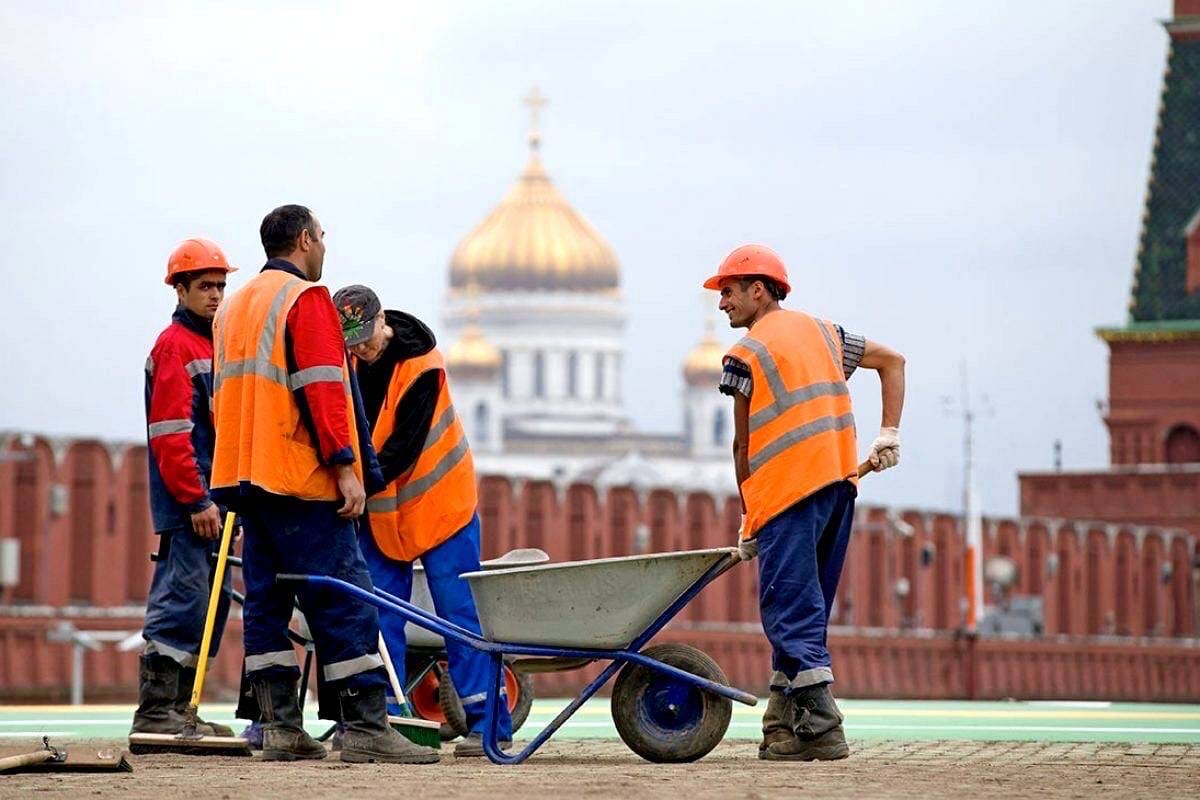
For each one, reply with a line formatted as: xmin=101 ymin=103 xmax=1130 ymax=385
xmin=406 ymin=548 xmax=550 ymax=648
xmin=460 ymin=548 xmax=736 ymax=649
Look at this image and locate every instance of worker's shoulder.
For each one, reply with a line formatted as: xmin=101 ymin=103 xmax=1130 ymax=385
xmin=150 ymin=320 xmax=210 ymax=362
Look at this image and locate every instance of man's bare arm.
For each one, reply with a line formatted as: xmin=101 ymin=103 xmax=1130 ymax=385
xmin=859 ymin=339 xmax=905 ymax=429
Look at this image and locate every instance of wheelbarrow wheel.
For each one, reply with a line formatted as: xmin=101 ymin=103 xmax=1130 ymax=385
xmin=611 ymin=643 xmax=733 ymax=763
xmin=438 ymin=662 xmax=534 ymax=739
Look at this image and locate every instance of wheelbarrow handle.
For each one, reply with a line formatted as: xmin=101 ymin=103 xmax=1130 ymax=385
xmin=857 ymin=460 xmax=875 ymax=478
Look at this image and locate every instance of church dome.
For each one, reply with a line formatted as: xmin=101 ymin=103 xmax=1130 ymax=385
xmin=448 ymin=105 xmax=620 ymax=293
xmin=446 ymin=323 xmax=501 ymax=375
xmin=684 ymin=321 xmax=726 ymax=385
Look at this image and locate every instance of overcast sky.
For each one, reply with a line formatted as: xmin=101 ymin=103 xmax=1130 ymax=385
xmin=0 ymin=1 xmax=1173 ymax=515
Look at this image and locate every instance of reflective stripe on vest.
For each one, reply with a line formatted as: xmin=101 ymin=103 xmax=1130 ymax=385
xmin=365 ymin=349 xmax=477 ymax=562
xmin=210 ymin=269 xmax=363 ymax=500
xmin=728 ymin=310 xmax=858 ymax=537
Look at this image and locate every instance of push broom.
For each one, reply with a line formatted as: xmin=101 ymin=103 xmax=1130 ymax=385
xmin=128 ymin=512 xmax=252 ymax=756
xmin=378 ymin=632 xmax=442 ymax=749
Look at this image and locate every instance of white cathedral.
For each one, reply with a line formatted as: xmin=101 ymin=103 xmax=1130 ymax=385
xmin=439 ymin=94 xmax=736 ymax=495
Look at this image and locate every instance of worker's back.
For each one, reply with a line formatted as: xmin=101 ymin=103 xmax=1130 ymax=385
xmin=211 ymin=269 xmax=361 ymax=501
xmin=727 ymin=309 xmax=858 ymax=535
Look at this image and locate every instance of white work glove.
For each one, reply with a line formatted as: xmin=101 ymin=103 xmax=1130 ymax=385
xmin=868 ymin=426 xmax=901 ymax=471
xmin=735 ymin=515 xmax=758 ymax=562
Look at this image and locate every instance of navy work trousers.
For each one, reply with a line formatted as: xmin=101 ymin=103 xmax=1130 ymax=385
xmin=756 ymin=479 xmax=856 ymax=691
xmin=359 ymin=514 xmax=512 ymax=739
xmin=142 ymin=524 xmax=233 ymax=666
xmin=239 ymin=493 xmax=386 ymax=691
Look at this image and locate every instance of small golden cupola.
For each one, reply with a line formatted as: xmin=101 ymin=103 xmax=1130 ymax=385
xmin=684 ymin=318 xmax=726 ymax=386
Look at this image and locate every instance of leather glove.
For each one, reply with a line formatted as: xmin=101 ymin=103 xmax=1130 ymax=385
xmin=868 ymin=426 xmax=900 ymax=471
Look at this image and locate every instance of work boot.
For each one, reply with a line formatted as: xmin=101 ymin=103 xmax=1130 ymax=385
xmin=453 ymin=732 xmax=512 ymax=758
xmin=338 ymin=685 xmax=439 ymax=764
xmin=130 ymin=655 xmax=217 ymax=737
xmin=177 ymin=666 xmax=235 ymax=737
xmin=254 ymin=678 xmax=328 ymax=761
xmin=763 ymin=683 xmax=850 ymax=762
xmin=758 ymin=688 xmax=796 ymax=759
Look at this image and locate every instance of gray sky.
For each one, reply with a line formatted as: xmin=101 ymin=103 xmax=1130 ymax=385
xmin=0 ymin=1 xmax=1172 ymax=515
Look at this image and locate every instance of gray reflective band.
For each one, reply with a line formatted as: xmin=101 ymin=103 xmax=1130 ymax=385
xmin=750 ymin=381 xmax=849 ymax=432
xmin=458 ymin=692 xmax=487 ymax=706
xmin=323 ymin=652 xmax=384 ymax=682
xmin=423 ymin=404 xmax=457 ymax=449
xmin=145 ymin=639 xmax=197 ymax=667
xmin=148 ymin=419 xmax=194 ymax=438
xmin=367 ymin=407 xmax=468 ymax=512
xmin=144 ymin=356 xmax=155 ymax=376
xmin=815 ymin=319 xmax=842 ymax=372
xmin=214 ymin=277 xmax=305 ymax=392
xmin=185 ymin=359 xmax=212 ymax=378
xmin=749 ymin=412 xmax=856 ymax=474
xmin=217 ymin=358 xmax=290 ymax=388
xmin=245 ymin=650 xmax=297 ymax=673
xmin=737 ymin=337 xmax=849 ymax=433
xmin=288 ymin=365 xmax=344 ymax=390
xmin=397 ymin=435 xmax=470 ymax=504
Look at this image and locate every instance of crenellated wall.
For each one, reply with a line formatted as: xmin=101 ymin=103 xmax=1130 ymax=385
xmin=1 ymin=432 xmax=1198 ymax=702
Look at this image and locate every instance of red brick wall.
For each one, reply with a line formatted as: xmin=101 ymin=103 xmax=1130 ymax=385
xmin=2 ymin=432 xmax=1197 ymax=702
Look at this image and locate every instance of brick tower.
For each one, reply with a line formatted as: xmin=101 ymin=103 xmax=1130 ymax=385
xmin=1019 ymin=1 xmax=1200 ymax=538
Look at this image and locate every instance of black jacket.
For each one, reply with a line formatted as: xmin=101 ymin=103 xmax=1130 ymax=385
xmin=354 ymin=310 xmax=441 ymax=486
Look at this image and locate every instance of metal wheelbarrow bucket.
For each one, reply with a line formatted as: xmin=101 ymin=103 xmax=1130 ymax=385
xmin=279 ymin=547 xmax=756 ymax=765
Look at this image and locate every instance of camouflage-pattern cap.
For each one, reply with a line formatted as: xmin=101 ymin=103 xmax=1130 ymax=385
xmin=332 ymin=284 xmax=382 ymax=347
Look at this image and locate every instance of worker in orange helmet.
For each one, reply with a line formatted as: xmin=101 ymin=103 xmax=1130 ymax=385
xmin=704 ymin=244 xmax=906 ymax=762
xmin=133 ymin=239 xmax=237 ymax=742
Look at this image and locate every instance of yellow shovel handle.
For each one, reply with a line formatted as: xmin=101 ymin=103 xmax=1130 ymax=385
xmin=190 ymin=511 xmax=236 ymax=710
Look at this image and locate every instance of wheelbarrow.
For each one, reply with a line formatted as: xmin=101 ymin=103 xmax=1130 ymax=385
xmin=279 ymin=547 xmax=756 ymax=764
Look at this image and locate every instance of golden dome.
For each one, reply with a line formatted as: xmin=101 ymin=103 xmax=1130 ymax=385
xmin=448 ymin=140 xmax=620 ymax=293
xmin=446 ymin=323 xmax=501 ymax=374
xmin=684 ymin=321 xmax=726 ymax=385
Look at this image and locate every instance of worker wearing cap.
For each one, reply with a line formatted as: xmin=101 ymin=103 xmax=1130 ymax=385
xmin=133 ymin=239 xmax=238 ymax=740
xmin=210 ymin=205 xmax=437 ymax=765
xmin=331 ymin=284 xmax=513 ymax=758
xmin=704 ymin=245 xmax=905 ymax=762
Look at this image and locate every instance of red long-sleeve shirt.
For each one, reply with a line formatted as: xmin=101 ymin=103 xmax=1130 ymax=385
xmin=285 ymin=282 xmax=354 ymax=465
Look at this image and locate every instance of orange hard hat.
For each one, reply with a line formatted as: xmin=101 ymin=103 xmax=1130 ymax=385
xmin=164 ymin=238 xmax=237 ymax=285
xmin=703 ymin=244 xmax=791 ymax=294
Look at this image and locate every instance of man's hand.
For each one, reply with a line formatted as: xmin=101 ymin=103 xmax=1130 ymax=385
xmin=190 ymin=503 xmax=222 ymax=540
xmin=336 ymin=464 xmax=366 ymax=518
xmin=868 ymin=426 xmax=901 ymax=471
xmin=736 ymin=536 xmax=759 ymax=562
xmin=733 ymin=515 xmax=758 ymax=562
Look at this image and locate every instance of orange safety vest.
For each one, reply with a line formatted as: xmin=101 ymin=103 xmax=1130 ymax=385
xmin=364 ymin=349 xmax=477 ymax=562
xmin=727 ymin=309 xmax=858 ymax=538
xmin=210 ymin=269 xmax=363 ymax=500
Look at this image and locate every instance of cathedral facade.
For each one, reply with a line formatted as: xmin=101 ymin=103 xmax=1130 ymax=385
xmin=439 ymin=100 xmax=736 ymax=496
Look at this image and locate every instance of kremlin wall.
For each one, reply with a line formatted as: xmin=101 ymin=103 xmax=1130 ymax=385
xmin=1 ymin=432 xmax=1197 ymax=703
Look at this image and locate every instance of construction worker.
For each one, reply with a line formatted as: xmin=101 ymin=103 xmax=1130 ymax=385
xmin=210 ymin=205 xmax=437 ymax=765
xmin=705 ymin=244 xmax=905 ymax=762
xmin=133 ymin=239 xmax=238 ymax=740
xmin=331 ymin=284 xmax=513 ymax=758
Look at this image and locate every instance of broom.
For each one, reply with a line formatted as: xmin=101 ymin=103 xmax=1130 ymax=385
xmin=129 ymin=512 xmax=252 ymax=756
xmin=378 ymin=633 xmax=441 ymax=749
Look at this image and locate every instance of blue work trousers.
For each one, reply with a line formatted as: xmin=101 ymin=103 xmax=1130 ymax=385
xmin=756 ymin=480 xmax=856 ymax=691
xmin=142 ymin=524 xmax=233 ymax=667
xmin=359 ymin=514 xmax=512 ymax=739
xmin=239 ymin=493 xmax=386 ymax=691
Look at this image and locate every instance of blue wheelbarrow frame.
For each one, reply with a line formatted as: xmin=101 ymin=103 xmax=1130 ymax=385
xmin=278 ymin=551 xmax=757 ymax=764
